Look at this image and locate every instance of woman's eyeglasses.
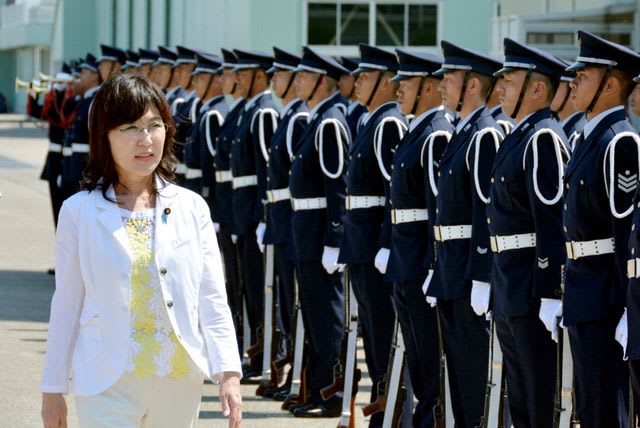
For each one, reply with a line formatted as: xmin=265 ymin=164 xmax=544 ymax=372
xmin=118 ymin=121 xmax=168 ymax=139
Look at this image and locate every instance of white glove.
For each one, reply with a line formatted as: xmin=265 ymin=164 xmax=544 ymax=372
xmin=539 ymin=298 xmax=563 ymax=342
xmin=322 ymin=246 xmax=344 ymax=274
xmin=231 ymin=234 xmax=238 ymax=244
xmin=374 ymin=248 xmax=390 ymax=274
xmin=470 ymin=280 xmax=491 ymax=317
xmin=213 ymin=222 xmax=221 ymax=233
xmin=615 ymin=308 xmax=628 ymax=359
xmin=422 ymin=270 xmax=437 ymax=307
xmin=255 ymin=222 xmax=266 ymax=253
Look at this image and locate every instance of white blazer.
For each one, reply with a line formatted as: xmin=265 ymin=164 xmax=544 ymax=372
xmin=41 ymin=179 xmax=242 ymax=395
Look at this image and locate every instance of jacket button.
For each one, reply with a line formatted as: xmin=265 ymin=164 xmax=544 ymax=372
xmin=580 ymin=179 xmax=584 ymax=185
xmin=632 ymin=224 xmax=636 ymax=231
xmin=167 ymin=300 xmax=173 ymax=308
xmin=563 ymin=226 xmax=567 ymax=232
xmin=160 ymin=267 xmax=168 ymax=275
xmin=564 ymin=204 xmax=567 ymax=210
xmin=500 ymin=177 xmax=505 ymax=182
xmin=566 ymin=183 xmax=569 ymax=189
xmin=490 ymin=177 xmax=494 ymax=183
xmin=487 ymin=218 xmax=491 ymax=224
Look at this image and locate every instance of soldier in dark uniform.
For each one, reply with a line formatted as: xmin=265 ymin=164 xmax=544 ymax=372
xmin=230 ymin=49 xmax=278 ymax=377
xmin=61 ymin=53 xmax=101 ymax=194
xmin=287 ymin=47 xmax=350 ymax=417
xmin=550 ymin=61 xmax=586 ymax=151
xmin=136 ymin=48 xmax=158 ymax=78
xmin=184 ymin=52 xmax=227 ymax=195
xmin=257 ymin=47 xmax=308 ymax=396
xmin=386 ymin=49 xmax=453 ymax=427
xmin=96 ymin=44 xmax=126 ymax=81
xmin=26 ymin=63 xmax=74 ymax=230
xmin=487 ymin=75 xmax=514 ymax=135
xmin=120 ymin=49 xmax=139 ymax=74
xmin=171 ymin=46 xmax=199 ymax=184
xmin=151 ymin=46 xmax=180 ymax=98
xmin=562 ymin=31 xmax=640 ymax=428
xmin=340 ymin=56 xmax=368 ymax=139
xmin=212 ymin=49 xmax=245 ymax=340
xmin=425 ymin=42 xmax=503 ymax=428
xmin=487 ymin=38 xmax=569 ymax=428
xmin=337 ymin=44 xmax=404 ymax=427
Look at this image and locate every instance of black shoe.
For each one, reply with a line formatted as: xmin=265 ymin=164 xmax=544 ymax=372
xmin=272 ymin=386 xmax=290 ymax=401
xmin=47 ymin=269 xmax=55 ymax=275
xmin=292 ymin=402 xmax=341 ymax=418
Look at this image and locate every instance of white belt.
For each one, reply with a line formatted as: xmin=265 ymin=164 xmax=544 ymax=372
xmin=185 ymin=168 xmax=202 ymax=179
xmin=291 ymin=197 xmax=327 ymax=211
xmin=175 ymin=163 xmax=187 ymax=174
xmin=433 ymin=224 xmax=472 ymax=242
xmin=215 ymin=170 xmax=232 ymax=183
xmin=48 ymin=142 xmax=62 ymax=153
xmin=62 ymin=147 xmax=72 ymax=157
xmin=565 ymin=238 xmax=615 ymax=260
xmin=345 ymin=195 xmax=385 ymax=210
xmin=490 ymin=233 xmax=536 ymax=253
xmin=232 ymin=175 xmax=258 ymax=189
xmin=628 ymin=258 xmax=640 ymax=279
xmin=71 ymin=143 xmax=89 ymax=153
xmin=391 ymin=208 xmax=428 ymax=224
xmin=267 ymin=187 xmax=291 ymax=203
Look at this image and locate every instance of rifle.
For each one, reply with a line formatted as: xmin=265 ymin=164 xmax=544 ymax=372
xmin=233 ymin=241 xmax=250 ymax=367
xmin=557 ymin=264 xmax=577 ymax=428
xmin=256 ymin=244 xmax=278 ymax=396
xmin=382 ymin=319 xmax=406 ymax=428
xmin=434 ymin=308 xmax=447 ymax=428
xmin=282 ymin=274 xmax=307 ymax=410
xmin=630 ymin=378 xmax=637 ymax=428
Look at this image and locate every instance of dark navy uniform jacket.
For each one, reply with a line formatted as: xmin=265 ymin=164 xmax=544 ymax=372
xmin=339 ymin=102 xmax=407 ymax=264
xmin=346 ymin=101 xmax=368 ymax=140
xmin=289 ymin=93 xmax=350 ymax=262
xmin=165 ymin=86 xmax=189 ymax=110
xmin=561 ymin=112 xmax=587 ymax=152
xmin=28 ymin=91 xmax=66 ymax=182
xmin=563 ymin=107 xmax=639 ymax=325
xmin=62 ymin=86 xmax=99 ymax=189
xmin=213 ymin=98 xmax=246 ymax=230
xmin=263 ymin=99 xmax=308 ymax=257
xmin=487 ymin=108 xmax=568 ymax=318
xmin=386 ymin=107 xmax=454 ymax=282
xmin=184 ymin=95 xmax=227 ymax=171
xmin=230 ymin=91 xmax=278 ymax=235
xmin=172 ymin=92 xmax=200 ymax=169
xmin=429 ymin=107 xmax=502 ymax=300
xmin=626 ymin=192 xmax=640 ymax=360
xmin=490 ymin=105 xmax=514 ymax=136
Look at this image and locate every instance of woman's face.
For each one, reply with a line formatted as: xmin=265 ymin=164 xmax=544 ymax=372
xmin=108 ymin=108 xmax=166 ymax=182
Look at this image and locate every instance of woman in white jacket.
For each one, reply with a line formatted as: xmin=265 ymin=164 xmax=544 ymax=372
xmin=41 ymin=73 xmax=242 ymax=428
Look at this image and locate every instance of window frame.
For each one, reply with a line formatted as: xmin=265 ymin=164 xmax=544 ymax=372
xmin=303 ymin=0 xmax=442 ymax=55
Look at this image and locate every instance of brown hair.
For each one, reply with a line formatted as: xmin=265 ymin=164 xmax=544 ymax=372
xmin=83 ymin=73 xmax=176 ymax=201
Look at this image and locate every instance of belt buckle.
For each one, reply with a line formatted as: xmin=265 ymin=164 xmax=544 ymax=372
xmin=628 ymin=259 xmax=637 ymax=279
xmin=565 ymin=242 xmax=575 ymax=260
xmin=267 ymin=191 xmax=274 ymax=203
xmin=434 ymin=226 xmax=442 ymax=242
xmin=490 ymin=236 xmax=498 ymax=253
xmin=345 ymin=196 xmax=351 ymax=210
xmin=391 ymin=210 xmax=397 ymax=224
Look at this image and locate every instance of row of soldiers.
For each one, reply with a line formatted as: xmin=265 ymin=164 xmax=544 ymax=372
xmin=29 ymin=31 xmax=640 ymax=427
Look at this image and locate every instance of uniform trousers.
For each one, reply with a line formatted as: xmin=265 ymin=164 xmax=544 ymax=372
xmin=350 ymin=262 xmax=395 ymax=427
xmin=273 ymin=243 xmax=295 ymax=339
xmin=296 ymin=261 xmax=344 ymax=403
xmin=392 ymin=279 xmax=439 ymax=428
xmin=495 ymin=314 xmax=556 ymax=428
xmin=438 ymin=298 xmax=489 ymax=428
xmin=47 ymin=179 xmax=65 ymax=227
xmin=568 ymin=312 xmax=628 ymax=428
xmin=236 ymin=231 xmax=264 ymax=351
xmin=216 ymin=226 xmax=241 ymax=336
xmin=76 ymin=372 xmax=204 ymax=428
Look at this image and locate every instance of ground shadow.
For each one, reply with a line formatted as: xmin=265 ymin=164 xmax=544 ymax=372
xmin=0 ymin=270 xmax=54 ymax=323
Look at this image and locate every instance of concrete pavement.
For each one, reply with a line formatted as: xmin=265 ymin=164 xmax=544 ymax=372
xmin=0 ymin=124 xmax=374 ymax=427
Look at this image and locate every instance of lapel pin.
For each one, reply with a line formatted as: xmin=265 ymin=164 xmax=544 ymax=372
xmin=162 ymin=207 xmax=171 ymax=224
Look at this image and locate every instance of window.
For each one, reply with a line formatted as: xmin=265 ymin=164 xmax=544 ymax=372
xmin=526 ymin=32 xmax=574 ymax=45
xmin=306 ymin=1 xmax=438 ymax=47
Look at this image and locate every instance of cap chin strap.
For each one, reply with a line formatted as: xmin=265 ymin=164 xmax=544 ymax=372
xmin=510 ymin=68 xmax=532 ymax=119
xmin=203 ymin=74 xmax=213 ymax=99
xmin=586 ymin=66 xmax=613 ymax=114
xmin=456 ymin=71 xmax=470 ymax=112
xmin=247 ymin=69 xmax=257 ymax=98
xmin=308 ymin=74 xmax=323 ymax=102
xmin=366 ymin=71 xmax=384 ymax=107
xmin=283 ymin=72 xmax=295 ymax=99
xmin=411 ymin=77 xmax=426 ymax=116
xmin=556 ymin=84 xmax=571 ymax=113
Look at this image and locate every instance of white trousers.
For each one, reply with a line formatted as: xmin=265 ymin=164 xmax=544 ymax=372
xmin=75 ymin=373 xmax=204 ymax=428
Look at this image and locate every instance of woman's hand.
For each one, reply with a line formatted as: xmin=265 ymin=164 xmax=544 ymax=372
xmin=220 ymin=371 xmax=242 ymax=427
xmin=41 ymin=393 xmax=67 ymax=428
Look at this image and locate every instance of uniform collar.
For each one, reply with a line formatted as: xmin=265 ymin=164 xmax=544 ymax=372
xmin=510 ymin=112 xmax=534 ymax=133
xmin=229 ymin=97 xmax=244 ymax=112
xmin=583 ymin=105 xmax=624 ymax=139
xmin=560 ymin=111 xmax=583 ymax=127
xmin=307 ymin=91 xmax=339 ymax=123
xmin=455 ymin=105 xmax=484 ymax=133
xmin=281 ymin=98 xmax=300 ymax=117
xmin=84 ymin=85 xmax=100 ymax=99
xmin=362 ymin=101 xmax=397 ymax=126
xmin=409 ymin=105 xmax=443 ymax=132
xmin=347 ymin=99 xmax=361 ymax=114
xmin=489 ymin=104 xmax=502 ymax=115
xmin=245 ymin=90 xmax=271 ymax=111
xmin=165 ymin=86 xmax=180 ymax=99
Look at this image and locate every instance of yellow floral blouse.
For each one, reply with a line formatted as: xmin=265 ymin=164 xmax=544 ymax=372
xmin=121 ymin=209 xmax=195 ymax=379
